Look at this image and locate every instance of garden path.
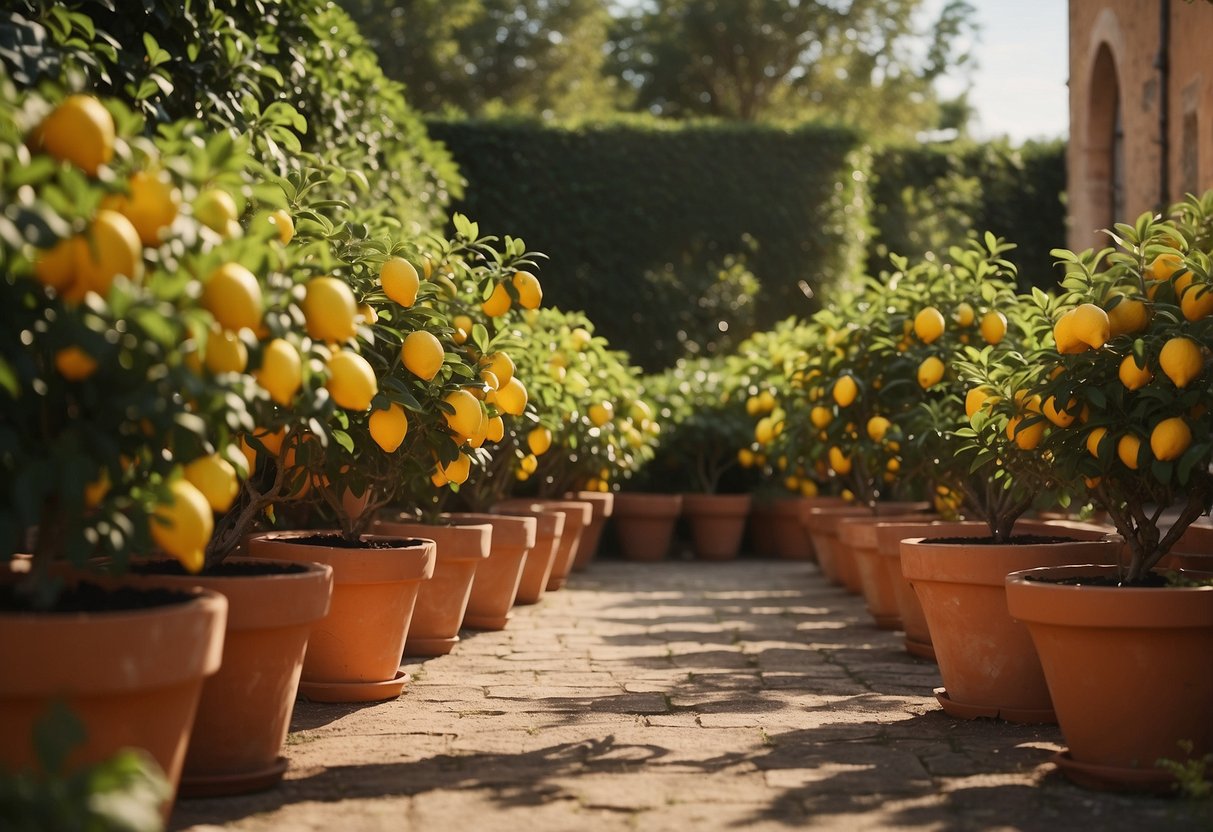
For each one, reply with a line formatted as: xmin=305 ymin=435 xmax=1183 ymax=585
xmin=173 ymin=558 xmax=1210 ymax=831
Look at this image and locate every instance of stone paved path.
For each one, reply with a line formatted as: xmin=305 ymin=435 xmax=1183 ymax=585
xmin=173 ymin=559 xmax=1211 ymax=831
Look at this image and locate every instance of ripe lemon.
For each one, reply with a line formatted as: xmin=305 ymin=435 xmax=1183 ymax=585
xmin=326 ymin=349 xmax=377 ymax=411
xmin=204 ymin=328 xmax=248 ymax=374
xmin=268 ymin=209 xmax=294 ymax=244
xmin=184 ymin=454 xmax=239 ymax=513
xmin=1118 ymin=354 xmax=1153 ymax=390
xmin=519 ymin=453 xmax=539 ymax=475
xmin=917 ymin=356 xmax=945 ymax=389
xmin=441 ymin=452 xmax=471 ymax=485
xmin=738 ymin=448 xmax=755 ymax=467
xmin=1148 ymin=252 xmax=1185 ymax=284
xmin=755 ymin=417 xmax=774 ymax=445
xmin=303 ymin=277 xmax=358 ymax=343
xmin=496 ymin=377 xmax=528 ymax=415
xmin=1042 ymin=396 xmax=1076 ymax=428
xmin=452 ymin=314 xmax=473 ymax=344
xmin=1086 ymin=427 xmax=1108 ymax=458
xmin=444 ymin=389 xmax=484 ymax=440
xmin=485 ymin=415 xmax=505 ymax=443
xmin=54 ymin=346 xmax=98 ymax=381
xmin=1106 ymin=295 xmax=1149 ymax=336
xmin=369 ymin=403 xmax=409 ymax=452
xmin=965 ymin=387 xmax=995 ymax=421
xmin=1008 ymin=416 xmax=1044 ymax=450
xmin=380 ymin=257 xmax=419 ymax=307
xmin=1117 ymin=433 xmax=1142 ymax=469
xmin=512 ymin=271 xmax=543 ymax=309
xmin=36 ymin=95 xmax=114 ymax=176
xmin=828 ymin=446 xmax=852 ymax=475
xmin=66 ymin=210 xmax=143 ymax=302
xmin=202 ymin=263 xmax=263 ymax=332
xmin=1052 ymin=310 xmax=1082 ymax=354
xmin=1180 ymin=285 xmax=1213 ymax=321
xmin=357 ymin=303 xmax=377 ymax=325
xmin=104 ymin=170 xmax=180 ymax=245
xmin=833 ymin=375 xmax=858 ymax=407
xmin=34 ymin=235 xmax=83 ymax=291
xmin=256 ymin=338 xmax=302 ymax=404
xmin=527 ymin=426 xmax=553 ymax=456
xmin=589 ymin=401 xmax=614 ymax=427
xmin=800 ymin=480 xmax=819 ymax=497
xmin=810 ymin=406 xmax=832 ymax=429
xmin=482 ymin=282 xmax=512 ymax=317
xmin=1150 ymin=417 xmax=1192 ymax=461
xmin=1072 ymin=303 xmax=1111 ymax=349
xmin=1160 ymin=337 xmax=1203 ymax=388
xmin=401 ymin=330 xmax=445 ymax=381
xmin=866 ymin=416 xmax=891 ymax=442
xmin=980 ymin=310 xmax=1007 ymax=345
xmin=484 ymin=352 xmax=515 ymax=388
xmin=954 ymin=302 xmax=975 ymax=327
xmin=193 ymin=188 xmax=239 ymax=236
xmin=914 ymin=307 xmax=945 ymax=344
xmin=150 ymin=478 xmax=214 ymax=573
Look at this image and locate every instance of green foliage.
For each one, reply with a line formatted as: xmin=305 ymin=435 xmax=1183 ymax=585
xmin=427 ymin=119 xmax=869 ymax=370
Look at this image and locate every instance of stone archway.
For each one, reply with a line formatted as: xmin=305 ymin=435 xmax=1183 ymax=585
xmin=1085 ymin=42 xmax=1122 ymax=236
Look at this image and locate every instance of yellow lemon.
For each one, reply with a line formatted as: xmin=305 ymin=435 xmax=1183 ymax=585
xmin=833 ymin=375 xmax=858 ymax=407
xmin=184 ymin=454 xmax=239 ymax=513
xmin=1053 ymin=310 xmax=1083 ymax=354
xmin=34 ymin=235 xmax=83 ymax=291
xmin=256 ymin=338 xmax=302 ymax=405
xmin=193 ymin=188 xmax=239 ymax=235
xmin=738 ymin=448 xmax=755 ymax=467
xmin=485 ymin=415 xmax=505 ymax=443
xmin=443 ymin=389 xmax=484 ymax=440
xmin=1147 ymin=252 xmax=1185 ymax=285
xmin=917 ymin=356 xmax=945 ymax=389
xmin=810 ymin=406 xmax=832 ymax=429
xmin=519 ymin=453 xmax=539 ymax=475
xmin=1117 ymin=433 xmax=1142 ymax=469
xmin=36 ymin=94 xmax=114 ymax=176
xmin=1118 ymin=354 xmax=1153 ymax=390
xmin=1042 ymin=396 xmax=1076 ymax=428
xmin=104 ymin=170 xmax=181 ymax=246
xmin=1160 ymin=337 xmax=1203 ymax=388
xmin=326 ymin=350 xmax=377 ymax=411
xmin=202 ymin=263 xmax=263 ymax=332
xmin=512 ymin=271 xmax=543 ymax=309
xmin=755 ymin=417 xmax=774 ymax=445
xmin=401 ymin=330 xmax=445 ymax=381
xmin=954 ymin=302 xmax=975 ymax=327
xmin=980 ymin=310 xmax=1007 ymax=345
xmin=204 ymin=328 xmax=248 ymax=375
xmin=303 ymin=277 xmax=358 ymax=343
xmin=1106 ymin=295 xmax=1149 ymax=336
xmin=828 ymin=446 xmax=852 ymax=475
xmin=482 ymin=282 xmax=512 ymax=317
xmin=54 ymin=346 xmax=98 ymax=380
xmin=84 ymin=469 xmax=110 ymax=509
xmin=1008 ymin=416 xmax=1044 ymax=450
xmin=527 ymin=426 xmax=553 ymax=456
xmin=914 ymin=306 xmax=945 ymax=344
xmin=866 ymin=416 xmax=891 ymax=442
xmin=150 ymin=478 xmax=213 ymax=573
xmin=1086 ymin=427 xmax=1108 ymax=458
xmin=965 ymin=387 xmax=995 ymax=421
xmin=496 ymin=377 xmax=528 ymax=416
xmin=452 ymin=314 xmax=473 ymax=344
xmin=1150 ymin=417 xmax=1192 ymax=462
xmin=268 ymin=209 xmax=294 ymax=244
xmin=588 ymin=401 xmax=614 ymax=427
xmin=442 ymin=452 xmax=472 ymax=486
xmin=1071 ymin=303 xmax=1111 ymax=349
xmin=1181 ymin=285 xmax=1213 ymax=322
xmin=485 ymin=352 xmax=516 ymax=388
xmin=67 ymin=210 xmax=143 ymax=301
xmin=380 ymin=257 xmax=419 ymax=307
xmin=369 ymin=403 xmax=409 ymax=452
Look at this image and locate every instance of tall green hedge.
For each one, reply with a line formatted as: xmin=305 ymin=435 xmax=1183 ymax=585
xmin=428 ymin=120 xmax=869 ymax=370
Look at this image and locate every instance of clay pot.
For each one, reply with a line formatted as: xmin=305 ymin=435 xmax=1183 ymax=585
xmin=837 ymin=513 xmax=938 ymax=630
xmin=804 ymin=501 xmax=929 ymax=589
xmin=768 ymin=498 xmax=817 ymax=560
xmin=444 ymin=512 xmax=536 ymax=630
xmin=372 ymin=517 xmax=492 ymax=657
xmin=1163 ymin=520 xmax=1213 ymax=571
xmin=0 ymin=578 xmax=227 ymax=811
xmin=747 ymin=501 xmax=778 ymax=556
xmin=129 ymin=558 xmax=332 ymax=797
xmin=681 ymin=493 xmax=752 ymax=560
xmin=247 ymin=532 xmax=434 ymax=703
xmin=613 ymin=493 xmax=683 ymax=561
xmin=1007 ymin=564 xmax=1213 ymax=792
xmin=490 ymin=505 xmax=564 ymax=605
xmin=564 ymin=490 xmax=614 ymax=570
xmin=901 ymin=534 xmax=1119 ymax=723
xmin=496 ymin=498 xmax=592 ymax=591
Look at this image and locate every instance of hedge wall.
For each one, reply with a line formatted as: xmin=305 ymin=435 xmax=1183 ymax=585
xmin=427 ymin=120 xmax=869 ymax=370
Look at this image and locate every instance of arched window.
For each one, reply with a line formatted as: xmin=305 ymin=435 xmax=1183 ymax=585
xmin=1087 ymin=43 xmax=1122 ymax=231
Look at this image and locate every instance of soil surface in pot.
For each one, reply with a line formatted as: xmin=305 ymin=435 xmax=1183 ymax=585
xmin=924 ymin=534 xmax=1071 ymax=546
xmin=0 ymin=581 xmax=195 ymax=613
xmin=1024 ymin=572 xmax=1172 ymax=588
xmin=283 ymin=534 xmax=424 ymax=549
xmin=131 ymin=561 xmax=309 ymax=577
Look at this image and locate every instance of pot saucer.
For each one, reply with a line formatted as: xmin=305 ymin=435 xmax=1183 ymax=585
xmin=299 ymin=670 xmax=407 ymax=703
xmin=903 ymin=636 xmax=937 ymax=662
xmin=934 ymin=687 xmax=1056 ymax=724
xmin=179 ymin=756 xmax=289 ymax=799
xmin=1052 ymin=750 xmax=1179 ymax=795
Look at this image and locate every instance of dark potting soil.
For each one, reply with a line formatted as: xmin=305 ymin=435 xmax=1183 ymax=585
xmin=923 ymin=534 xmax=1073 ymax=546
xmin=0 ymin=581 xmax=195 ymax=614
xmin=285 ymin=533 xmax=424 ymax=549
xmin=1023 ymin=572 xmax=1172 ymax=588
xmin=130 ymin=560 xmax=308 ymax=577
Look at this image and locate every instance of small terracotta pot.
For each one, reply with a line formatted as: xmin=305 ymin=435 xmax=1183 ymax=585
xmin=490 ymin=505 xmax=565 ymax=605
xmin=804 ymin=502 xmax=929 ymax=589
xmin=682 ymin=493 xmax=752 ymax=560
xmin=1164 ymin=521 xmax=1213 ymax=571
xmin=496 ymin=498 xmax=592 ymax=591
xmin=247 ymin=532 xmax=434 ymax=703
xmin=0 ymin=579 xmax=227 ymax=812
xmin=129 ymin=558 xmax=332 ymax=797
xmin=1007 ymin=564 xmax=1213 ymax=792
xmin=564 ymin=490 xmax=614 ymax=570
xmin=444 ymin=512 xmax=536 ymax=630
xmin=901 ymin=534 xmax=1119 ymax=723
xmin=768 ymin=498 xmax=817 ymax=560
xmin=838 ymin=513 xmax=937 ymax=629
xmin=613 ymin=493 xmax=683 ymax=561
xmin=373 ymin=517 xmax=492 ymax=657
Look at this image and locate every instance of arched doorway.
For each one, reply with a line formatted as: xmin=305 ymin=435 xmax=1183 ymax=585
xmin=1086 ymin=43 xmax=1123 ymax=233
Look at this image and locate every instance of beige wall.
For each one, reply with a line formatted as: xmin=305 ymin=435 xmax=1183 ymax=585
xmin=1068 ymin=1 xmax=1213 ymax=250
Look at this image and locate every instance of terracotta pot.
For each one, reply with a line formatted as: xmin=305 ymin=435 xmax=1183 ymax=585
xmin=564 ymin=490 xmax=614 ymax=570
xmin=1164 ymin=520 xmax=1213 ymax=571
xmin=901 ymin=534 xmax=1119 ymax=723
xmin=444 ymin=512 xmax=536 ymax=630
xmin=681 ymin=493 xmax=752 ymax=560
xmin=837 ymin=513 xmax=938 ymax=630
xmin=129 ymin=558 xmax=332 ymax=797
xmin=805 ymin=501 xmax=929 ymax=589
xmin=613 ymin=492 xmax=683 ymax=561
xmin=1007 ymin=564 xmax=1213 ymax=792
xmin=768 ymin=498 xmax=817 ymax=560
xmin=490 ymin=504 xmax=565 ymax=605
xmin=246 ymin=532 xmax=434 ymax=703
xmin=496 ymin=498 xmax=592 ymax=591
xmin=747 ymin=501 xmax=778 ymax=556
xmin=373 ymin=517 xmax=492 ymax=657
xmin=0 ymin=579 xmax=226 ymax=811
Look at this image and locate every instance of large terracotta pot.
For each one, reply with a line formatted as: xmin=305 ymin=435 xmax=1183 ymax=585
xmin=613 ymin=493 xmax=683 ymax=561
xmin=901 ymin=534 xmax=1119 ymax=723
xmin=0 ymin=577 xmax=227 ymax=811
xmin=1007 ymin=564 xmax=1213 ymax=792
xmin=130 ymin=558 xmax=332 ymax=797
xmin=247 ymin=532 xmax=434 ymax=703
xmin=372 ymin=517 xmax=492 ymax=657
xmin=444 ymin=512 xmax=536 ymax=630
xmin=490 ymin=504 xmax=565 ymax=605
xmin=496 ymin=498 xmax=591 ymax=591
xmin=564 ymin=490 xmax=614 ymax=570
xmin=837 ymin=513 xmax=938 ymax=629
xmin=681 ymin=493 xmax=752 ymax=560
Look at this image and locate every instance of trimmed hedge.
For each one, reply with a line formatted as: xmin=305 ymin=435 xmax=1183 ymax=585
xmin=428 ymin=120 xmax=869 ymax=370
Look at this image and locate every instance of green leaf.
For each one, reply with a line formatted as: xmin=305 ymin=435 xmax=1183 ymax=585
xmin=332 ymin=430 xmax=355 ymax=454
